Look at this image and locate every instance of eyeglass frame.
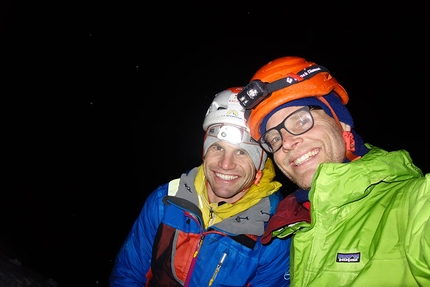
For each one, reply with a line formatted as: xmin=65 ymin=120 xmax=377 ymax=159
xmin=258 ymin=105 xmax=322 ymax=153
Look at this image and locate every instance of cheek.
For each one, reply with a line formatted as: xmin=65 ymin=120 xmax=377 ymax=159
xmin=272 ymin=152 xmax=286 ymax=169
xmin=239 ymin=158 xmax=256 ymax=174
xmin=203 ymin=157 xmax=216 ymax=171
xmin=326 ymin=129 xmax=347 ymax=161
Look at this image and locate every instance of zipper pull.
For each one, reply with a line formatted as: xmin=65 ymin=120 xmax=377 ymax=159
xmin=208 ymin=207 xmax=215 ymax=226
xmin=208 ymin=253 xmax=227 ymax=286
xmin=193 ymin=235 xmax=205 ymax=258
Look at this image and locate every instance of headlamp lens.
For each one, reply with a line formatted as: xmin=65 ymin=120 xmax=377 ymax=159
xmin=206 ymin=124 xmax=256 ymax=145
xmin=237 ymin=80 xmax=268 ymax=109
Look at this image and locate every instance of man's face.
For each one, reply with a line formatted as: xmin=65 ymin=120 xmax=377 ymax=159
xmin=266 ymin=106 xmax=348 ymax=190
xmin=203 ymin=141 xmax=256 ymax=203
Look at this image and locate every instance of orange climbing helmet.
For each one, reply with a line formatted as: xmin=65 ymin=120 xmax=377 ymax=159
xmin=237 ymin=56 xmax=349 ymax=140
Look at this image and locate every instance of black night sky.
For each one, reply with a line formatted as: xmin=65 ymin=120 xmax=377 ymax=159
xmin=1 ymin=1 xmax=428 ymax=286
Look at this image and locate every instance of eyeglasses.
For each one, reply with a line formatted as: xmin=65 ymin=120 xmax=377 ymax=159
xmin=259 ymin=106 xmax=322 ymax=153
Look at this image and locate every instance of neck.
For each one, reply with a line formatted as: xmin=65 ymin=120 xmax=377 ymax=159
xmin=206 ymin=181 xmax=248 ymax=204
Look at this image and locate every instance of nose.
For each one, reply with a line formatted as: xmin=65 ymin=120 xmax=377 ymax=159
xmin=280 ymin=129 xmax=303 ymax=151
xmin=219 ymin=151 xmax=237 ymax=170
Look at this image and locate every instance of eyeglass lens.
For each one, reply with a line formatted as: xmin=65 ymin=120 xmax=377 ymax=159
xmin=259 ymin=106 xmax=315 ymax=153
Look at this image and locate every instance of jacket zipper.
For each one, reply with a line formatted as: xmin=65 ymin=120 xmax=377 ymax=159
xmin=208 ymin=252 xmax=227 ymax=286
xmin=184 ymin=234 xmax=205 ymax=287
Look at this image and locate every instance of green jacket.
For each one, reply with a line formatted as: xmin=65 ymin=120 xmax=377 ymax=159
xmin=277 ymin=145 xmax=430 ymax=286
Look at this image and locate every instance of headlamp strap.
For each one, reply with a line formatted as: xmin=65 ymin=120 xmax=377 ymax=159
xmin=238 ymin=65 xmax=330 ymax=110
xmin=266 ymin=65 xmax=329 ymax=94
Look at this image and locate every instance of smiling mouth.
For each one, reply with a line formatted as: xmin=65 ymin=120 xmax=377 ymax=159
xmin=294 ymin=149 xmax=319 ymax=166
xmin=215 ymin=172 xmax=238 ymax=180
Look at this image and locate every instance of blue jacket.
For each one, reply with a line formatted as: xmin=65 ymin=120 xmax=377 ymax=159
xmin=110 ymin=160 xmax=291 ymax=286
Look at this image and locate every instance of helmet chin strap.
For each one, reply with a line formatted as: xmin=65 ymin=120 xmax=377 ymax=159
xmin=254 ymin=170 xmax=262 ymax=185
xmin=241 ymin=169 xmax=262 ymax=194
xmin=317 ymin=96 xmax=360 ymax=162
xmin=234 ymin=170 xmax=262 ymax=198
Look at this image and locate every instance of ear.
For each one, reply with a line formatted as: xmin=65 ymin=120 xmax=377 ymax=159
xmin=341 ymin=120 xmax=354 ymax=152
xmin=340 ymin=122 xmax=361 ymax=161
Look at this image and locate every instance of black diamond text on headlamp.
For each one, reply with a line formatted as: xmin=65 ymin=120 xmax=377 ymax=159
xmin=237 ymin=65 xmax=330 ymax=110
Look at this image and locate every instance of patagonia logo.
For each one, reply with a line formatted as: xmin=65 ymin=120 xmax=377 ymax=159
xmin=336 ymin=252 xmax=360 ymax=263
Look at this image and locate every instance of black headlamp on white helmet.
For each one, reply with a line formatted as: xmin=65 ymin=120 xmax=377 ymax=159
xmin=202 ymin=87 xmax=268 ymax=171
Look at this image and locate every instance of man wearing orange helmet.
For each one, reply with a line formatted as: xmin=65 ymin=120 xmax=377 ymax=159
xmin=110 ymin=87 xmax=291 ymax=286
xmin=237 ymin=56 xmax=430 ymax=286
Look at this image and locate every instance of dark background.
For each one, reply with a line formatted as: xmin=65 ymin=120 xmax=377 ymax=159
xmin=1 ymin=1 xmax=428 ymax=286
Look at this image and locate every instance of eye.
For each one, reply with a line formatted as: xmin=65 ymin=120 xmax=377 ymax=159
xmin=289 ymin=113 xmax=312 ymax=132
xmin=298 ymin=116 xmax=311 ymax=126
xmin=210 ymin=144 xmax=223 ymax=152
xmin=265 ymin=130 xmax=282 ymax=145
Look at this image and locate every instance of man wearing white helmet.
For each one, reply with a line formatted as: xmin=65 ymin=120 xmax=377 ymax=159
xmin=110 ymin=87 xmax=291 ymax=286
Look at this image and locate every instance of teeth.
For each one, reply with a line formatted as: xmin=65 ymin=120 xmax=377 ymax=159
xmin=294 ymin=150 xmax=318 ymax=166
xmin=216 ymin=173 xmax=238 ymax=180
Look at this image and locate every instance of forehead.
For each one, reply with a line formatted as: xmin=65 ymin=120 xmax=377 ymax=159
xmin=209 ymin=140 xmax=243 ymax=151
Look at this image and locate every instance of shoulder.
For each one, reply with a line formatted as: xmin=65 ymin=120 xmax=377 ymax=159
xmin=267 ymin=190 xmax=284 ymax=214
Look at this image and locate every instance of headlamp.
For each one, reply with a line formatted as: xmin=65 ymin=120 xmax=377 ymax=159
xmin=236 ymin=80 xmax=269 ymax=111
xmin=237 ymin=65 xmax=330 ymax=110
xmin=206 ymin=124 xmax=256 ymax=145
